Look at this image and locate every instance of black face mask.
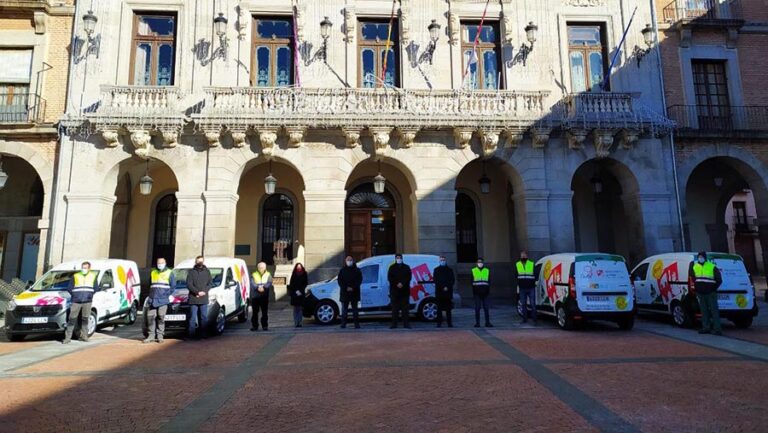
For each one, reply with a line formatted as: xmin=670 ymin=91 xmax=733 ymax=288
xmin=195 ymin=262 xmax=204 ymax=268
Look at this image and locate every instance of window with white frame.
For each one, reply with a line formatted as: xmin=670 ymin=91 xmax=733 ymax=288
xmin=0 ymin=49 xmax=33 ymax=120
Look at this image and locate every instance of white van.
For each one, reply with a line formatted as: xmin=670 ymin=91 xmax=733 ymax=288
xmin=5 ymin=259 xmax=141 ymax=341
xmin=631 ymin=252 xmax=758 ymax=328
xmin=525 ymin=253 xmax=635 ymax=330
xmin=303 ymin=254 xmax=455 ymax=325
xmin=143 ymin=257 xmax=250 ymax=337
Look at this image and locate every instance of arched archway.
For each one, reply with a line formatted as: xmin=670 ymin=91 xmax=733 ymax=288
xmin=571 ymin=158 xmax=645 ymax=265
xmin=261 ymin=193 xmax=295 ymax=265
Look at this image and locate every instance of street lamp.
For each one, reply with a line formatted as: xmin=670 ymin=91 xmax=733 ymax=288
xmin=373 ymin=160 xmax=386 ymax=194
xmin=714 ymin=176 xmax=724 ymax=188
xmin=478 ymin=160 xmax=490 ymax=194
xmin=320 ymin=16 xmax=333 ymax=40
xmin=82 ymin=10 xmax=98 ymax=37
xmin=633 ymin=24 xmax=655 ymax=67
xmin=214 ymin=12 xmax=228 ymax=37
xmin=422 ymin=19 xmax=442 ymax=65
xmin=0 ymin=156 xmax=8 ymax=190
xmin=590 ymin=176 xmax=603 ymax=194
xmin=264 ymin=159 xmax=277 ymax=195
xmin=75 ymin=10 xmax=100 ymax=64
xmin=139 ymin=160 xmax=153 ymax=196
xmin=524 ymin=21 xmax=538 ymax=46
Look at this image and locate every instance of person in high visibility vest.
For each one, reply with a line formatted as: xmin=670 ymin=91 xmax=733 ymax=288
xmin=690 ymin=251 xmax=722 ymax=335
xmin=471 ymin=257 xmax=492 ymax=328
xmin=144 ymin=257 xmax=176 ymax=343
xmin=250 ymin=262 xmax=273 ymax=331
xmin=63 ymin=261 xmax=99 ymax=344
xmin=515 ymin=251 xmax=537 ymax=325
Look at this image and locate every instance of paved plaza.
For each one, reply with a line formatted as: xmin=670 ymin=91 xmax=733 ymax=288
xmin=0 ymin=296 xmax=767 ymax=433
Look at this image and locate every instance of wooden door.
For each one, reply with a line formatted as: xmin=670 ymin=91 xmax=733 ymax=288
xmin=347 ymin=210 xmax=371 ymax=262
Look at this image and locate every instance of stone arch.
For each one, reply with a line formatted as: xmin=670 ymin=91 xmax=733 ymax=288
xmin=0 ymin=141 xmax=54 ymax=200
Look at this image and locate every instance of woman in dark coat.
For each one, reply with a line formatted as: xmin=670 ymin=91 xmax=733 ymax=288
xmin=338 ymin=255 xmax=363 ymax=329
xmin=288 ymin=263 xmax=308 ymax=327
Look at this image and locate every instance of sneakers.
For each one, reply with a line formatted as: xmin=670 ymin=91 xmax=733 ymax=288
xmin=157 ymin=338 xmax=164 ymax=344
xmin=142 ymin=338 xmax=154 ymax=344
xmin=340 ymin=324 xmax=347 ymax=329
xmin=62 ymin=339 xmax=71 ymax=345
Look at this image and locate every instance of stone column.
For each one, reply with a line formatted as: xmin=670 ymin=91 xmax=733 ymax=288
xmin=201 ymin=191 xmax=239 ymax=257
xmin=757 ymin=224 xmax=768 ymax=276
xmin=706 ymin=223 xmax=729 ymax=253
xmin=546 ymin=190 xmax=575 ymax=255
xmin=174 ymin=193 xmax=206 ymax=259
xmin=514 ymin=189 xmax=554 ymax=260
xmin=60 ymin=193 xmax=117 ymax=261
xmin=303 ymin=190 xmax=346 ymax=281
xmin=416 ymin=189 xmax=457 ymax=264
xmin=636 ymin=193 xmax=678 ymax=255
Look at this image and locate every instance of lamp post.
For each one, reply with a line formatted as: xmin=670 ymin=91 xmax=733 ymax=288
xmin=0 ymin=155 xmax=8 ymax=190
xmin=139 ymin=160 xmax=153 ymax=196
xmin=373 ymin=160 xmax=386 ymax=194
xmin=264 ymin=159 xmax=277 ymax=195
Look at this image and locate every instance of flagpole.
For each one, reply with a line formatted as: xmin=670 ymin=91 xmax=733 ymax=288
xmin=292 ymin=4 xmax=301 ymax=87
xmin=602 ymin=6 xmax=638 ymax=91
xmin=462 ymin=0 xmax=491 ymax=89
xmin=381 ymin=0 xmax=398 ymax=85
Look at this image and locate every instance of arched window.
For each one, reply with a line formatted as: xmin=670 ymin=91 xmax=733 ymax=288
xmin=152 ymin=194 xmax=177 ymax=266
xmin=262 ymin=193 xmax=294 ymax=265
xmin=456 ymin=192 xmax=478 ymax=263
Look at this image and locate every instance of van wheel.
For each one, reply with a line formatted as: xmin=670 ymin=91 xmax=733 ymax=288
xmin=7 ymin=333 xmax=25 ymax=342
xmin=418 ymin=298 xmax=439 ymax=322
xmin=314 ymin=301 xmax=338 ymax=325
xmin=86 ymin=310 xmax=98 ymax=337
xmin=617 ymin=316 xmax=635 ymax=330
xmin=214 ymin=306 xmax=226 ymax=336
xmin=556 ymin=305 xmax=574 ymax=330
xmin=733 ymin=317 xmax=753 ymax=329
xmin=124 ymin=302 xmax=138 ymax=325
xmin=237 ymin=304 xmax=248 ymax=323
xmin=671 ymin=301 xmax=692 ymax=328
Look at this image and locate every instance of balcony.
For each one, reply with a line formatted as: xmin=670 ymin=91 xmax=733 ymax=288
xmin=667 ymin=105 xmax=768 ymax=138
xmin=0 ymin=93 xmax=46 ymax=125
xmin=663 ymin=0 xmax=743 ymax=24
xmin=562 ymin=92 xmax=674 ymax=132
xmin=732 ymin=216 xmax=758 ymax=233
xmin=81 ymin=85 xmax=186 ymax=131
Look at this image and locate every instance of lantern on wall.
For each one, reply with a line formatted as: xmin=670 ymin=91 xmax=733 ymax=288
xmin=139 ymin=160 xmax=154 ymax=196
xmin=478 ymin=160 xmax=490 ymax=194
xmin=264 ymin=159 xmax=277 ymax=195
xmin=373 ymin=160 xmax=386 ymax=194
xmin=82 ymin=10 xmax=98 ymax=37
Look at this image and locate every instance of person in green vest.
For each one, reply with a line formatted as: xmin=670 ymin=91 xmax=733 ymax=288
xmin=144 ymin=257 xmax=175 ymax=343
xmin=690 ymin=251 xmax=723 ymax=335
xmin=63 ymin=261 xmax=98 ymax=344
xmin=515 ymin=251 xmax=537 ymax=325
xmin=250 ymin=262 xmax=273 ymax=331
xmin=471 ymin=257 xmax=492 ymax=328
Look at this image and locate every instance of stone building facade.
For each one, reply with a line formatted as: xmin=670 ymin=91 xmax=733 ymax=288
xmin=17 ymin=0 xmax=683 ymax=292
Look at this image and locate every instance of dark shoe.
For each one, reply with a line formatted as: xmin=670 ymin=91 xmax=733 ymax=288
xmin=485 ymin=323 xmax=494 ymax=328
xmin=698 ymin=329 xmax=711 ymax=334
xmin=437 ymin=323 xmax=442 ymax=328
xmin=404 ymin=325 xmax=412 ymax=329
xmin=474 ymin=323 xmax=480 ymax=328
xmin=354 ymin=324 xmax=361 ymax=329
xmin=390 ymin=324 xmax=397 ymax=329
xmin=297 ymin=324 xmax=302 ymax=328
xmin=521 ymin=319 xmax=528 ymax=324
xmin=340 ymin=324 xmax=347 ymax=329
xmin=250 ymin=327 xmax=258 ymax=332
xmin=262 ymin=327 xmax=269 ymax=332
xmin=713 ymin=330 xmax=723 ymax=336
xmin=448 ymin=323 xmax=454 ymax=328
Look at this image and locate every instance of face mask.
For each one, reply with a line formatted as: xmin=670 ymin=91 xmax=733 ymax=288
xmin=698 ymin=257 xmax=705 ymax=264
xmin=440 ymin=260 xmax=446 ymax=266
xmin=158 ymin=264 xmax=166 ymax=271
xmin=521 ymin=256 xmax=528 ymax=261
xmin=81 ymin=268 xmax=88 ymax=275
xmin=477 ymin=262 xmax=484 ymax=268
xmin=346 ymin=261 xmax=353 ymax=267
xmin=396 ymin=259 xmax=403 ymax=264
xmin=195 ymin=262 xmax=204 ymax=267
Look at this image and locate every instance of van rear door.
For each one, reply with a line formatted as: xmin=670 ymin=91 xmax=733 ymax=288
xmin=574 ymin=255 xmax=633 ymax=313
xmin=710 ymin=254 xmax=754 ymax=311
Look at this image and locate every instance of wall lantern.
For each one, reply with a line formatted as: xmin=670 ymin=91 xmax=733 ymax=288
xmin=590 ymin=176 xmax=603 ymax=194
xmin=478 ymin=160 xmax=491 ymax=194
xmin=74 ymin=10 xmax=100 ymax=64
xmin=82 ymin=9 xmax=98 ymax=36
xmin=516 ymin=22 xmax=538 ymax=66
xmin=633 ymin=24 xmax=655 ymax=67
xmin=213 ymin=12 xmax=230 ymax=61
xmin=373 ymin=160 xmax=386 ymax=194
xmin=714 ymin=176 xmax=724 ymax=188
xmin=139 ymin=160 xmax=154 ymax=196
xmin=264 ymin=159 xmax=277 ymax=195
xmin=0 ymin=155 xmax=8 ymax=190
xmin=422 ymin=19 xmax=442 ymax=65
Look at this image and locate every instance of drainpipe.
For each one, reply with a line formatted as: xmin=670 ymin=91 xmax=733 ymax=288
xmin=649 ymin=0 xmax=686 ymax=251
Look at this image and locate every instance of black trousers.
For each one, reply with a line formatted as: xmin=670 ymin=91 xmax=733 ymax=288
xmin=474 ymin=293 xmax=490 ymax=325
xmin=251 ymin=297 xmax=269 ymax=329
xmin=341 ymin=300 xmax=359 ymax=326
xmin=390 ymin=294 xmax=410 ymax=327
xmin=64 ymin=301 xmax=91 ymax=341
xmin=437 ymin=298 xmax=452 ymax=325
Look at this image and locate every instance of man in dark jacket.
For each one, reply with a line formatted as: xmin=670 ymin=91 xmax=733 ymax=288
xmin=338 ymin=255 xmax=363 ymax=329
xmin=250 ymin=262 xmax=273 ymax=331
xmin=433 ymin=255 xmax=455 ymax=328
xmin=186 ymin=256 xmax=212 ymax=338
xmin=388 ymin=253 xmax=412 ymax=329
xmin=144 ymin=257 xmax=175 ymax=343
xmin=63 ymin=261 xmax=98 ymax=344
xmin=690 ymin=251 xmax=723 ymax=335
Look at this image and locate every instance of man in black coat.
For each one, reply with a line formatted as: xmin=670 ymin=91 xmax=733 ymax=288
xmin=388 ymin=253 xmax=412 ymax=329
xmin=186 ymin=255 xmax=212 ymax=339
xmin=338 ymin=255 xmax=363 ymax=329
xmin=433 ymin=255 xmax=455 ymax=328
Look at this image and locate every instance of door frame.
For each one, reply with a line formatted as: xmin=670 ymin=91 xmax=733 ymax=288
xmin=257 ymin=189 xmax=300 ymax=265
xmin=345 ymin=180 xmax=404 ymax=258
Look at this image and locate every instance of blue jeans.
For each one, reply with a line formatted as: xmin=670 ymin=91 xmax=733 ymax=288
xmin=188 ymin=304 xmax=209 ymax=337
xmin=519 ymin=287 xmax=536 ymax=321
xmin=474 ymin=294 xmax=490 ymax=325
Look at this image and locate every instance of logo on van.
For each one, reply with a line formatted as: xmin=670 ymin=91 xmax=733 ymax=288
xmin=545 ymin=262 xmax=562 ymax=304
xmin=616 ymin=296 xmax=628 ymax=310
xmin=735 ymin=294 xmax=747 ymax=309
xmin=654 ymin=262 xmax=678 ymax=303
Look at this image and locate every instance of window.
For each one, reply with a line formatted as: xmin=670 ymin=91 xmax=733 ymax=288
xmin=692 ymin=60 xmax=731 ymax=130
xmin=130 ymin=13 xmax=176 ymax=85
xmin=358 ymin=20 xmax=399 ymax=88
xmin=100 ymin=270 xmax=114 ymax=289
xmin=225 ymin=268 xmax=236 ymax=285
xmin=252 ymin=18 xmax=295 ymax=87
xmin=567 ymin=24 xmax=607 ymax=92
xmin=0 ymin=49 xmax=33 ymax=122
xmin=733 ymin=201 xmax=747 ymax=226
xmin=361 ymin=265 xmax=380 ymax=285
xmin=461 ymin=22 xmax=502 ymax=90
xmin=153 ymin=194 xmax=177 ymax=266
xmin=631 ymin=263 xmax=649 ymax=282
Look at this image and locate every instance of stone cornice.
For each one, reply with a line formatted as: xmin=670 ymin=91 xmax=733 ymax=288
xmin=0 ymin=1 xmax=75 ymax=16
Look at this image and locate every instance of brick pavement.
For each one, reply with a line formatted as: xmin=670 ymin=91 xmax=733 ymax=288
xmin=0 ymin=302 xmax=765 ymax=433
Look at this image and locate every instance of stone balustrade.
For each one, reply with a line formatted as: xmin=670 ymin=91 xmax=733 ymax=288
xmin=98 ymin=85 xmax=183 ymax=115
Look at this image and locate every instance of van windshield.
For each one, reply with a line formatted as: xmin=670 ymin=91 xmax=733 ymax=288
xmin=711 ymin=256 xmax=750 ymax=288
xmin=574 ymin=259 xmax=629 ymax=289
xmin=172 ymin=268 xmax=224 ymax=289
xmin=29 ymin=270 xmax=95 ymax=292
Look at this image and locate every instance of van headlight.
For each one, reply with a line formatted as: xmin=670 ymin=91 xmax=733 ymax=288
xmin=209 ymin=294 xmax=217 ymax=302
xmin=7 ymin=300 xmax=16 ymax=311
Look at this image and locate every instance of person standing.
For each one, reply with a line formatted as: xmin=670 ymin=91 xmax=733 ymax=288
xmin=144 ymin=258 xmax=175 ymax=343
xmin=472 ymin=257 xmax=492 ymax=328
xmin=515 ymin=251 xmax=537 ymax=325
xmin=388 ymin=254 xmax=412 ymax=329
xmin=338 ymin=256 xmax=363 ymax=329
xmin=433 ymin=256 xmax=455 ymax=328
xmin=690 ymin=251 xmax=723 ymax=335
xmin=250 ymin=262 xmax=273 ymax=331
xmin=288 ymin=263 xmax=308 ymax=328
xmin=63 ymin=261 xmax=98 ymax=344
xmin=186 ymin=256 xmax=212 ymax=339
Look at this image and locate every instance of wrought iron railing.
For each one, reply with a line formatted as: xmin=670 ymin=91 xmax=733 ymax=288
xmin=668 ymin=105 xmax=768 ymax=132
xmin=732 ymin=216 xmax=758 ymax=233
xmin=662 ymin=0 xmax=743 ymax=22
xmin=0 ymin=93 xmax=46 ymax=124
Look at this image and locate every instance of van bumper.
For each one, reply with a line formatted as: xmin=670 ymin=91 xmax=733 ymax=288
xmin=303 ymin=293 xmax=319 ymax=318
xmin=5 ymin=306 xmax=68 ymax=336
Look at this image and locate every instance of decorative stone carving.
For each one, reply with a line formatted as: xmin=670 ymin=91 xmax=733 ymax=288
xmin=530 ymin=127 xmax=551 ymax=148
xmin=33 ymin=11 xmax=47 ymax=34
xmin=259 ymin=128 xmax=279 ymax=157
xmin=236 ymin=3 xmax=249 ymax=40
xmin=453 ymin=128 xmax=473 ymax=149
xmin=130 ymin=130 xmax=151 ymax=158
xmin=400 ymin=0 xmax=411 ymax=45
xmin=593 ymin=129 xmax=615 ymax=158
xmin=285 ymin=127 xmax=306 ymax=147
xmin=231 ymin=131 xmax=247 ymax=148
xmin=370 ymin=128 xmax=392 ymax=156
xmin=502 ymin=129 xmax=523 ymax=148
xmin=102 ymin=130 xmax=119 ymax=148
xmin=479 ymin=129 xmax=500 ymax=157
xmin=397 ymin=128 xmax=418 ymax=148
xmin=344 ymin=128 xmax=362 ymax=148
xmin=564 ymin=0 xmax=606 ymax=6
xmin=618 ymin=129 xmax=640 ymax=149
xmin=205 ymin=131 xmax=220 ymax=147
xmin=344 ymin=6 xmax=356 ymax=43
xmin=501 ymin=11 xmax=513 ymax=44
xmin=448 ymin=11 xmax=459 ymax=45
xmin=162 ymin=130 xmax=179 ymax=148
xmin=567 ymin=128 xmax=588 ymax=150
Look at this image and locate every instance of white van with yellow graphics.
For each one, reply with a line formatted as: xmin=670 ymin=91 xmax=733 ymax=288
xmin=529 ymin=253 xmax=635 ymax=330
xmin=5 ymin=259 xmax=141 ymax=341
xmin=631 ymin=252 xmax=758 ymax=328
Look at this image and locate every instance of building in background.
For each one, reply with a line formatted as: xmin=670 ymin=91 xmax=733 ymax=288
xmin=0 ymin=0 xmax=75 ymax=282
xmin=659 ymin=0 xmax=768 ymax=276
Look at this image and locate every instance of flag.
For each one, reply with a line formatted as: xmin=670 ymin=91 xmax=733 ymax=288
xmin=462 ymin=0 xmax=491 ymax=88
xmin=602 ymin=6 xmax=638 ymax=91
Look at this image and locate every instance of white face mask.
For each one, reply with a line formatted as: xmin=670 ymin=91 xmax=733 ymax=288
xmin=477 ymin=262 xmax=484 ymax=268
xmin=698 ymin=257 xmax=705 ymax=264
xmin=440 ymin=260 xmax=447 ymax=266
xmin=396 ymin=259 xmax=403 ymax=264
xmin=158 ymin=264 xmax=166 ymax=271
xmin=81 ymin=268 xmax=89 ymax=274
xmin=346 ymin=261 xmax=353 ymax=267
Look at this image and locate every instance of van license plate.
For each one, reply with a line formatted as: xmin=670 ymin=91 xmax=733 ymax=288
xmin=21 ymin=317 xmax=48 ymax=324
xmin=586 ymin=296 xmax=609 ymax=302
xmin=165 ymin=314 xmax=186 ymax=321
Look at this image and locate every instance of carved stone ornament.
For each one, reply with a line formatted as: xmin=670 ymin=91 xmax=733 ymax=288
xmin=231 ymin=131 xmax=247 ymax=148
xmin=618 ymin=129 xmax=640 ymax=149
xmin=33 ymin=11 xmax=47 ymax=34
xmin=370 ymin=128 xmax=392 ymax=156
xmin=564 ymin=0 xmax=606 ymax=6
xmin=479 ymin=129 xmax=500 ymax=157
xmin=293 ymin=1 xmax=306 ymax=43
xmin=205 ymin=131 xmax=220 ymax=147
xmin=593 ymin=129 xmax=615 ymax=158
xmin=130 ymin=130 xmax=151 ymax=158
xmin=501 ymin=11 xmax=513 ymax=44
xmin=453 ymin=128 xmax=473 ymax=149
xmin=285 ymin=126 xmax=306 ymax=148
xmin=102 ymin=130 xmax=119 ymax=148
xmin=259 ymin=128 xmax=279 ymax=157
xmin=530 ymin=127 xmax=551 ymax=149
xmin=344 ymin=6 xmax=356 ymax=43
xmin=400 ymin=0 xmax=411 ymax=45
xmin=344 ymin=128 xmax=361 ymax=148
xmin=448 ymin=11 xmax=459 ymax=46
xmin=502 ymin=129 xmax=523 ymax=148
xmin=567 ymin=128 xmax=588 ymax=150
xmin=398 ymin=128 xmax=418 ymax=148
xmin=236 ymin=3 xmax=249 ymax=40
xmin=162 ymin=130 xmax=179 ymax=148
